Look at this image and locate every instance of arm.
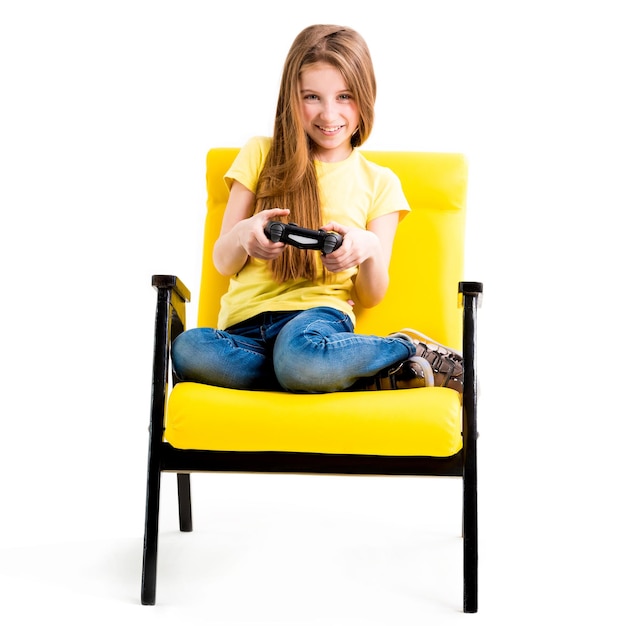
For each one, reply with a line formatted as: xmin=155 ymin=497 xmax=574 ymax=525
xmin=212 ymin=180 xmax=290 ymax=276
xmin=321 ymin=211 xmax=400 ymax=308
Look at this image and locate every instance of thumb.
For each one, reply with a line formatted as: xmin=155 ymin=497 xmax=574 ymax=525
xmin=321 ymin=221 xmax=346 ymax=235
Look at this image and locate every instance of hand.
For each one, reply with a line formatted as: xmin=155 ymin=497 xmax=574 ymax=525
xmin=319 ymin=221 xmax=380 ymax=273
xmin=237 ymin=208 xmax=290 ymax=260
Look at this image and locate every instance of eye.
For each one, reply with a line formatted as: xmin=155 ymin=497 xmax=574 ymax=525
xmin=303 ymin=94 xmax=319 ymax=101
xmin=338 ymin=93 xmax=353 ymax=101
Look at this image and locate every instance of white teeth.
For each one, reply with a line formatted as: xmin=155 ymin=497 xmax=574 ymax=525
xmin=319 ymin=126 xmax=342 ymax=132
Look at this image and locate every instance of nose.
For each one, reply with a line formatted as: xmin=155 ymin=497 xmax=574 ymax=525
xmin=319 ymin=99 xmax=338 ymax=122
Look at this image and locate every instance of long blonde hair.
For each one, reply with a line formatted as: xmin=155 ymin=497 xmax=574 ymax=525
xmin=256 ymin=25 xmax=377 ymax=282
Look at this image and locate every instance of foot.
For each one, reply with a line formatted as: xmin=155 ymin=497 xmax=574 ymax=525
xmin=389 ymin=328 xmax=464 ymax=394
xmin=354 ymin=355 xmax=435 ymax=391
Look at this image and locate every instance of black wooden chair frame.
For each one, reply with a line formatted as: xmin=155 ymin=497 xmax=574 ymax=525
xmin=141 ymin=274 xmax=482 ymax=612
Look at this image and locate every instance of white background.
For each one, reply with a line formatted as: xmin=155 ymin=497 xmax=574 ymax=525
xmin=1 ymin=0 xmax=624 ymax=623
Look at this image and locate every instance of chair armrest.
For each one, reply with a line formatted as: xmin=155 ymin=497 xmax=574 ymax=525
xmin=148 ymin=275 xmax=191 ymax=439
xmin=152 ymin=274 xmax=191 ymax=329
xmin=458 ymin=281 xmax=482 ymax=440
xmin=459 ymin=281 xmax=483 ymax=307
xmin=152 ymin=273 xmax=191 ymax=299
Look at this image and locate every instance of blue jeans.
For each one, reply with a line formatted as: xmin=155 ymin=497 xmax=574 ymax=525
xmin=171 ymin=306 xmax=416 ymax=393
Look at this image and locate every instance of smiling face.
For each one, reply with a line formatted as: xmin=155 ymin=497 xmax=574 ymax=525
xmin=298 ymin=62 xmax=360 ymax=162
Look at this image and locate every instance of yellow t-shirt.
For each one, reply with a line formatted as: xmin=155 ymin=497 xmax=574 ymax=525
xmin=217 ymin=136 xmax=411 ymax=329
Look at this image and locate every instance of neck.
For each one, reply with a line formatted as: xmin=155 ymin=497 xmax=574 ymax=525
xmin=314 ymin=146 xmax=353 ymax=163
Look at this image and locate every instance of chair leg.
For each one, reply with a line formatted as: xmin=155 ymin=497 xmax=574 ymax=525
xmin=462 ymin=458 xmax=478 ymax=613
xmin=141 ymin=452 xmax=162 ymax=605
xmin=177 ymin=473 xmax=193 ymax=532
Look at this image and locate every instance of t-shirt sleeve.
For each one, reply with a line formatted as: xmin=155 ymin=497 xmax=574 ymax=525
xmin=368 ymin=168 xmax=411 ymax=224
xmin=224 ymin=136 xmax=272 ymax=193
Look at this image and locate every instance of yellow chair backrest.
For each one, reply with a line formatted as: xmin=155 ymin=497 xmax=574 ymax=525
xmin=198 ymin=149 xmax=467 ymax=350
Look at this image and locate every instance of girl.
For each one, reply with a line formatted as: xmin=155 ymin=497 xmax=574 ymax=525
xmin=172 ymin=24 xmax=463 ymax=393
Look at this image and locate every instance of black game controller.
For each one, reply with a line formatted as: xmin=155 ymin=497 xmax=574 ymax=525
xmin=264 ymin=221 xmax=343 ymax=255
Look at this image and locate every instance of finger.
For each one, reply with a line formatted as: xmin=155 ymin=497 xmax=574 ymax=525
xmin=321 ymin=222 xmax=347 ymax=235
xmin=265 ymin=207 xmax=291 ymax=220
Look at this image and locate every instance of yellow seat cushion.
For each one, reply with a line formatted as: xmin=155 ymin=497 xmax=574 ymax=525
xmin=164 ymin=383 xmax=462 ymax=457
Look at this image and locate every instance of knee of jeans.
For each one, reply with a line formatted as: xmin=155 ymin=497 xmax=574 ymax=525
xmin=171 ymin=328 xmax=216 ymax=376
xmin=273 ymin=354 xmax=341 ymax=393
xmin=274 ymin=363 xmax=309 ymax=392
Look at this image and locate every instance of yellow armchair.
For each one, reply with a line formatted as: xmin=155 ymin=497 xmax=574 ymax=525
xmin=141 ymin=148 xmax=483 ymax=612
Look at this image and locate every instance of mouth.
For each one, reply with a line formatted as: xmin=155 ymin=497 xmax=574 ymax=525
xmin=316 ymin=124 xmax=344 ymax=134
